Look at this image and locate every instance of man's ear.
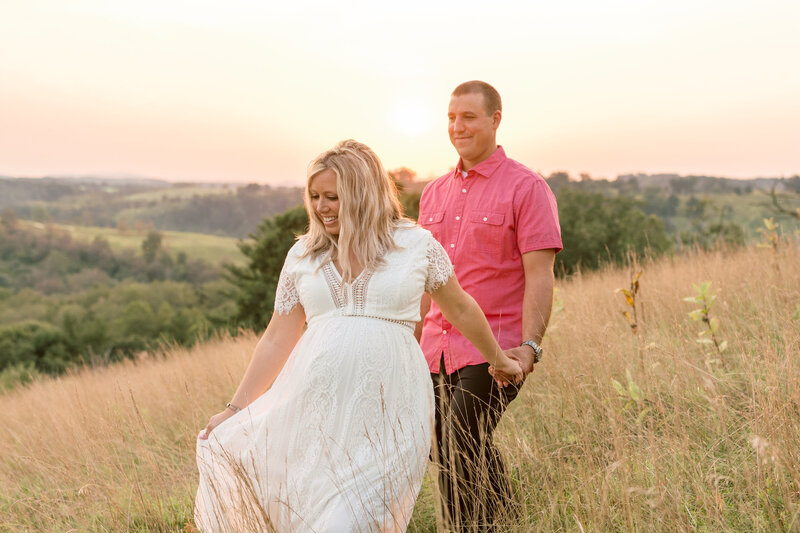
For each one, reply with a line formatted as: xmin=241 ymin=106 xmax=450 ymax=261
xmin=492 ymin=110 xmax=502 ymax=130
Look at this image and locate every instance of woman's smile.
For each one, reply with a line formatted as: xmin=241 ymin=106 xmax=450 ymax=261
xmin=309 ymin=169 xmax=341 ymax=235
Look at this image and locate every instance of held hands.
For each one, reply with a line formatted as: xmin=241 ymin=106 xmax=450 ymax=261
xmin=506 ymin=345 xmax=536 ymax=375
xmin=488 ymin=353 xmax=524 ymax=388
xmin=489 ymin=346 xmax=534 ymax=387
xmin=199 ymin=409 xmax=236 ymax=440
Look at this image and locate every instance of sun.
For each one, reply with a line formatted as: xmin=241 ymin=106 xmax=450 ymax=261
xmin=388 ymin=102 xmax=434 ymax=137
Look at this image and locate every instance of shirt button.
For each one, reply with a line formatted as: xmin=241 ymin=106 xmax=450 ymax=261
xmin=428 ymin=217 xmax=433 ymax=222
xmin=455 ymin=216 xmax=460 ymax=221
xmin=443 ymin=330 xmax=447 ymax=334
xmin=462 ymin=188 xmax=467 ymax=193
xmin=483 ymin=217 xmax=488 ymax=221
xmin=450 ymin=244 xmax=455 ymax=248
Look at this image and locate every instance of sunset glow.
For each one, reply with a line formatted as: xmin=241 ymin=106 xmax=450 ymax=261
xmin=0 ymin=1 xmax=798 ymax=183
xmin=389 ymin=101 xmax=435 ymax=137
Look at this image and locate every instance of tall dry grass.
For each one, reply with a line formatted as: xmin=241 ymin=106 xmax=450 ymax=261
xmin=1 ymin=242 xmax=798 ymax=531
xmin=0 ymin=335 xmax=257 ymax=531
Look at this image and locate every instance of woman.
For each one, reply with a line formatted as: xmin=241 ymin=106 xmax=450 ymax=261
xmin=195 ymin=140 xmax=523 ymax=532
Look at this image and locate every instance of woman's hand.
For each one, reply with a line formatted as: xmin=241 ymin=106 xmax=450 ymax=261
xmin=489 ymin=356 xmax=524 ymax=388
xmin=199 ymin=409 xmax=235 ymax=440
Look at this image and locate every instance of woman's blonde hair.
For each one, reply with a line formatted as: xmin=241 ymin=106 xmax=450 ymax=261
xmin=302 ymin=139 xmax=408 ymax=281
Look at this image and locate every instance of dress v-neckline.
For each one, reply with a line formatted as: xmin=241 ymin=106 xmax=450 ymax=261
xmin=322 ymin=260 xmax=375 ymax=313
xmin=329 ymin=261 xmax=368 ymax=285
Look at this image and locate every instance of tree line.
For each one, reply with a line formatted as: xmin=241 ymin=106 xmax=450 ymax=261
xmin=0 ymin=218 xmax=233 ymax=388
xmin=1 ymin=178 xmax=303 ymax=238
xmin=3 ymin=172 xmax=799 ymax=390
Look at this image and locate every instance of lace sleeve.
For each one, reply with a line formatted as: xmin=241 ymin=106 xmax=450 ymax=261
xmin=274 ymin=254 xmax=301 ymax=315
xmin=425 ymin=235 xmax=454 ymax=293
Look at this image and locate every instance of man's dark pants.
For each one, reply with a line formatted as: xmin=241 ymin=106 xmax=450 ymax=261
xmin=430 ymin=355 xmax=521 ymax=530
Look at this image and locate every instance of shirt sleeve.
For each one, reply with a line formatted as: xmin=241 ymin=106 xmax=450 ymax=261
xmin=274 ymin=244 xmax=302 ymax=315
xmin=514 ymin=178 xmax=563 ymax=254
xmin=425 ymin=233 xmax=455 ymax=293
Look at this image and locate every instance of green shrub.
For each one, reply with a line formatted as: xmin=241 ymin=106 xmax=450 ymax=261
xmin=226 ymin=205 xmax=309 ymax=330
xmin=0 ymin=361 xmax=41 ymax=391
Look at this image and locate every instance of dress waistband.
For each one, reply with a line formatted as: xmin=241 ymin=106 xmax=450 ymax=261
xmin=355 ymin=314 xmax=415 ymax=332
xmin=315 ymin=313 xmax=415 ymax=332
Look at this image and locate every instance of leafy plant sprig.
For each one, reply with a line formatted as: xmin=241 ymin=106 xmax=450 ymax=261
xmin=617 ymin=270 xmax=642 ymax=334
xmin=757 ymin=217 xmax=780 ymax=254
xmin=611 ymin=369 xmax=651 ymax=424
xmin=684 ymin=281 xmax=727 ymax=354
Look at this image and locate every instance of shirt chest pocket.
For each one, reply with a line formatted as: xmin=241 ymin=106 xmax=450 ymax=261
xmin=468 ymin=211 xmax=505 ymax=253
xmin=420 ymin=211 xmax=445 ymax=242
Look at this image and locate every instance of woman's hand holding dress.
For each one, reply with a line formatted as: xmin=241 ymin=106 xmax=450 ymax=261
xmin=200 ymin=409 xmax=236 ymax=440
xmin=198 ymin=305 xmax=306 ymax=441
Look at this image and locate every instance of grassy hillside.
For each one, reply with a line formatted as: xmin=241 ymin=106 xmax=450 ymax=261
xmin=667 ymin=191 xmax=800 ymax=238
xmin=17 ymin=220 xmax=246 ymax=267
xmin=1 ymin=242 xmax=798 ymax=531
xmin=1 ymin=177 xmax=304 ymax=237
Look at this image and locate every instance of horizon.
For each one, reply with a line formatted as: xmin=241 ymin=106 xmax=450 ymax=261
xmin=1 ymin=1 xmax=798 ymax=185
xmin=1 ymin=168 xmax=796 ymax=188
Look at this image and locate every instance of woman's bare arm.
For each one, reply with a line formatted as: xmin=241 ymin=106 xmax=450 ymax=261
xmin=201 ymin=304 xmax=306 ymax=438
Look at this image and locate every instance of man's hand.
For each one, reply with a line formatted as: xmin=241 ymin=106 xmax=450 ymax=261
xmin=489 ymin=346 xmax=535 ymax=386
xmin=505 ymin=346 xmax=536 ymax=375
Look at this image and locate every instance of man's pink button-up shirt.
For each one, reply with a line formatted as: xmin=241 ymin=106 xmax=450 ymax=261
xmin=419 ymin=147 xmax=562 ymax=375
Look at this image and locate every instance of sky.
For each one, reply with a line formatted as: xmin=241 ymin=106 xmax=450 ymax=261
xmin=1 ymin=0 xmax=799 ymax=185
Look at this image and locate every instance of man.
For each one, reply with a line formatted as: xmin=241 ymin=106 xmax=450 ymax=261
xmin=417 ymin=80 xmax=562 ymax=529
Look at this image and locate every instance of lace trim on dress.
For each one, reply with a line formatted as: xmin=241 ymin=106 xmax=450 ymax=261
xmin=274 ymin=260 xmax=301 ymax=315
xmin=322 ymin=262 xmax=348 ymax=309
xmin=425 ymin=237 xmax=454 ymax=293
xmin=352 ymin=269 xmax=375 ymax=315
xmin=322 ymin=261 xmax=377 ymax=314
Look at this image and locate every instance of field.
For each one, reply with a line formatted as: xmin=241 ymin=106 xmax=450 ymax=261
xmin=667 ymin=191 xmax=800 ymax=238
xmin=1 ymin=242 xmax=798 ymax=531
xmin=18 ymin=220 xmax=246 ymax=266
xmin=123 ymin=185 xmax=235 ymax=202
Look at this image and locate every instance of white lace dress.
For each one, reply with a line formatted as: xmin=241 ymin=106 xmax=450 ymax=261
xmin=195 ymin=225 xmax=453 ymax=532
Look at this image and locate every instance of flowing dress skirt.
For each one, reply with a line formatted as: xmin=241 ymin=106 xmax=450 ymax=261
xmin=195 ymin=316 xmax=434 ymax=532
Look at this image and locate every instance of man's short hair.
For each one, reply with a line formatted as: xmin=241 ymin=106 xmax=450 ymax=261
xmin=452 ymin=81 xmax=502 ymax=116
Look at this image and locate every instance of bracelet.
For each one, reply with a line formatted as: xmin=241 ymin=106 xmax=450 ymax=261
xmin=226 ymin=402 xmax=242 ymax=413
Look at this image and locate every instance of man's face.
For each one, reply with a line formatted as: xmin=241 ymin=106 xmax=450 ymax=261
xmin=448 ymin=92 xmax=501 ymax=170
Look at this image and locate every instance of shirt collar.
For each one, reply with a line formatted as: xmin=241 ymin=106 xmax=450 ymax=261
xmin=455 ymin=146 xmax=507 ymax=179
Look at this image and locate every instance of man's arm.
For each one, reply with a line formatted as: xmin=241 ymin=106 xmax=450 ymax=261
xmin=503 ymin=248 xmax=556 ymax=374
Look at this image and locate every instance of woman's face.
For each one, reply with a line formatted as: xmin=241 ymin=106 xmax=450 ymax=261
xmin=309 ymin=169 xmax=340 ymax=235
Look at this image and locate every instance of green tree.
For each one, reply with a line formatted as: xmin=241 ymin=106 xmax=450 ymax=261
xmin=401 ymin=190 xmax=421 ymax=221
xmin=226 ymin=205 xmax=309 ymax=330
xmin=141 ymin=230 xmax=163 ymax=263
xmin=684 ymin=196 xmax=707 ymax=219
xmin=555 ymin=188 xmax=672 ymax=275
xmin=168 ymin=309 xmax=195 ymax=345
xmin=0 ymin=321 xmax=78 ymax=374
xmin=546 ymin=171 xmax=571 ymax=192
xmin=123 ymin=300 xmax=158 ymax=338
xmin=642 ymin=187 xmax=679 ymax=217
xmin=156 ymin=301 xmax=176 ymax=338
xmin=678 ymin=199 xmax=745 ymax=250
